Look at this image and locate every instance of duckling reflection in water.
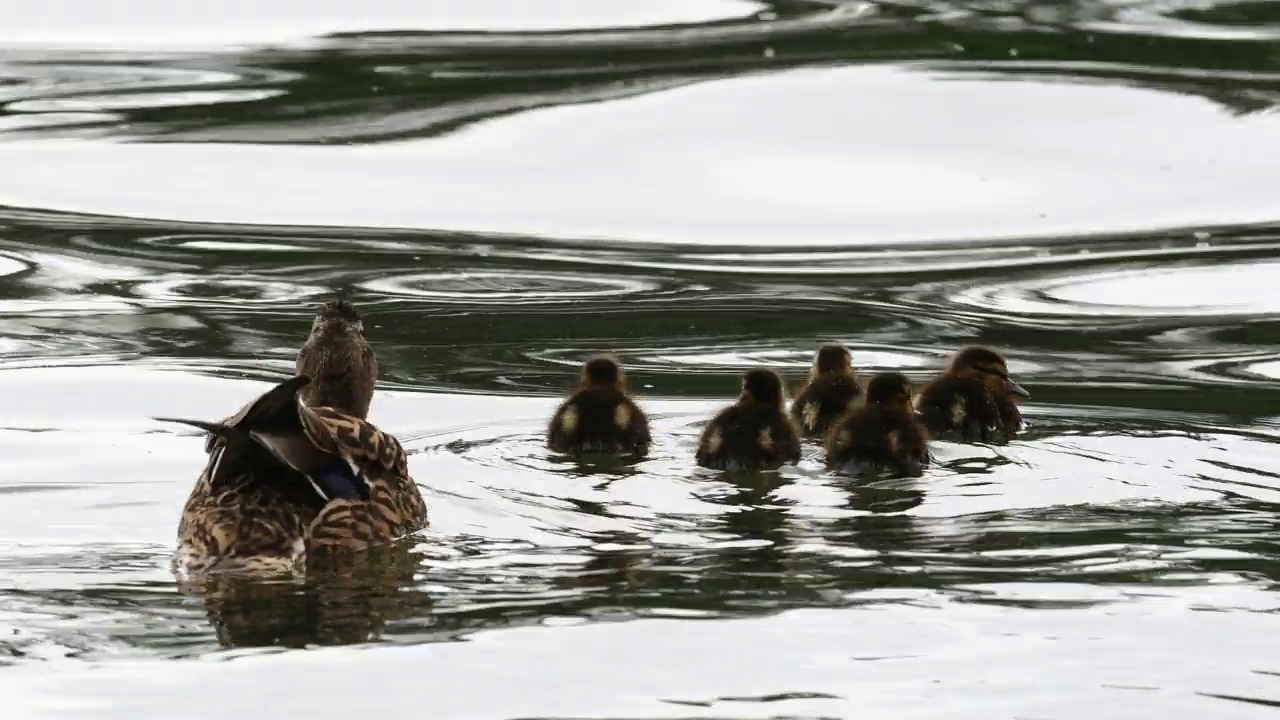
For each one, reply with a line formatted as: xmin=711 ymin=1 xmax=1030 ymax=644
xmin=547 ymin=355 xmax=652 ymax=458
xmin=790 ymin=342 xmax=861 ymax=438
xmin=825 ymin=372 xmax=930 ymax=478
xmin=159 ymin=374 xmax=429 ymax=576
xmin=296 ymin=299 xmax=378 ymax=419
xmin=696 ymin=368 xmax=801 ymax=471
xmin=915 ymin=346 xmax=1029 ymax=443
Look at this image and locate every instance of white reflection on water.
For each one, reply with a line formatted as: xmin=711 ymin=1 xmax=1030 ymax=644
xmin=0 ymin=0 xmax=762 ymax=47
xmin=3 ymin=597 xmax=1279 ymax=719
xmin=0 ymin=66 xmax=1278 ymax=245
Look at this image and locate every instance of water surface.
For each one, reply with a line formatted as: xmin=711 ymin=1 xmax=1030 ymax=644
xmin=2 ymin=0 xmax=1280 ymax=717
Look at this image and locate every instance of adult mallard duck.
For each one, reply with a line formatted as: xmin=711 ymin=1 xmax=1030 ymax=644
xmin=915 ymin=346 xmax=1029 ymax=443
xmin=695 ymin=368 xmax=802 ymax=471
xmin=547 ymin=355 xmax=651 ymax=458
xmin=158 ymin=375 xmax=428 ymax=576
xmin=789 ymin=343 xmax=861 ymax=439
xmin=825 ymin=372 xmax=930 ymax=477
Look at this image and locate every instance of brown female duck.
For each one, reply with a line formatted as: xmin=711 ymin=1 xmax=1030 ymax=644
xmin=696 ymin=368 xmax=801 ymax=471
xmin=159 ymin=375 xmax=427 ymax=576
xmin=789 ymin=343 xmax=861 ymax=438
xmin=825 ymin=372 xmax=930 ymax=477
xmin=547 ymin=355 xmax=651 ymax=458
xmin=915 ymin=346 xmax=1029 ymax=442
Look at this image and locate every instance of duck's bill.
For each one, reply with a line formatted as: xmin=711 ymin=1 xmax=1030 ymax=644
xmin=1006 ymin=378 xmax=1031 ymax=398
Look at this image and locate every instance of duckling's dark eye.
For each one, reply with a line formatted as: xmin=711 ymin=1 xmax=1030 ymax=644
xmin=981 ymin=365 xmax=1008 ymax=379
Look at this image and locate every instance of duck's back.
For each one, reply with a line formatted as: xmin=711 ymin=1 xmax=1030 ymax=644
xmin=697 ymin=404 xmax=800 ymax=470
xmin=791 ymin=376 xmax=861 ymax=436
xmin=296 ymin=405 xmax=428 ymax=547
xmin=917 ymin=374 xmax=994 ymax=434
xmin=177 ymin=403 xmax=426 ymax=574
xmin=548 ymin=387 xmax=650 ymax=455
xmin=826 ymin=405 xmax=928 ymax=476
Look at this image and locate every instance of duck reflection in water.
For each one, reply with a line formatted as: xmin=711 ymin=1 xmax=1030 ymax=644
xmin=916 ymin=346 xmax=1030 ymax=443
xmin=704 ymin=474 xmax=795 ymax=596
xmin=179 ymin=538 xmax=430 ymax=649
xmin=696 ymin=369 xmax=801 ymax=471
xmin=547 ymin=355 xmax=652 ymax=459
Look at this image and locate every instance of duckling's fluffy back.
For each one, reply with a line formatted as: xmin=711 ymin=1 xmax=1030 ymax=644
xmin=547 ymin=386 xmax=651 ymax=456
xmin=696 ymin=403 xmax=801 ymax=471
xmin=790 ymin=375 xmax=861 ymax=437
xmin=825 ymin=402 xmax=929 ymax=477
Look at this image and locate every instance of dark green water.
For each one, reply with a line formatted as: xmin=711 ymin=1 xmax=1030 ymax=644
xmin=1 ymin=1 xmax=1280 ymax=717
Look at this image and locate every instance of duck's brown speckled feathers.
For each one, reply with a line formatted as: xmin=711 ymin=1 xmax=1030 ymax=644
xmin=160 ymin=375 xmax=428 ymax=576
xmin=696 ymin=368 xmax=801 ymax=471
xmin=915 ymin=346 xmax=1029 ymax=443
xmin=296 ymin=299 xmax=378 ymax=420
xmin=547 ymin=355 xmax=651 ymax=457
xmin=790 ymin=343 xmax=861 ymax=438
xmin=825 ymin=372 xmax=930 ymax=477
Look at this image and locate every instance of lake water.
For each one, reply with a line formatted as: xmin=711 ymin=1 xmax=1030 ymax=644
xmin=2 ymin=0 xmax=1280 ymax=717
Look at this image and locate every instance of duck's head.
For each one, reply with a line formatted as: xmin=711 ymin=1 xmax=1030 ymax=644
xmin=580 ymin=355 xmax=626 ymax=391
xmin=948 ymin=346 xmax=1030 ymax=400
xmin=296 ymin=299 xmax=376 ymax=419
xmin=310 ymin=299 xmax=364 ymax=338
xmin=740 ymin=368 xmax=785 ymax=408
xmin=865 ymin=372 xmax=914 ymax=414
xmin=812 ymin=343 xmax=854 ymax=378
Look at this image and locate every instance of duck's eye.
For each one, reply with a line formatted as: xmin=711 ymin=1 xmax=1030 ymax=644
xmin=981 ymin=365 xmax=1008 ymax=379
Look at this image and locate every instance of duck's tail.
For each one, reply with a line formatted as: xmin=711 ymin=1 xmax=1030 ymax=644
xmin=158 ymin=375 xmax=366 ymax=503
xmin=154 ymin=375 xmax=312 ymax=438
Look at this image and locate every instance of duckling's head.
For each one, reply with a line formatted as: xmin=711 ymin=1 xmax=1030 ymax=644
xmin=580 ymin=355 xmax=625 ymax=391
xmin=865 ymin=372 xmax=914 ymax=413
xmin=812 ymin=343 xmax=854 ymax=378
xmin=309 ymin=299 xmax=364 ymax=338
xmin=741 ymin=368 xmax=785 ymax=408
xmin=949 ymin=346 xmax=1030 ymax=400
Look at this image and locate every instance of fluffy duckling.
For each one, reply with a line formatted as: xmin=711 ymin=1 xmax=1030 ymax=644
xmin=696 ymin=368 xmax=801 ymax=471
xmin=547 ymin=355 xmax=651 ymax=457
xmin=296 ymin=299 xmax=378 ymax=420
xmin=916 ymin=346 xmax=1029 ymax=442
xmin=159 ymin=375 xmax=428 ymax=576
xmin=790 ymin=343 xmax=861 ymax=438
xmin=825 ymin=372 xmax=930 ymax=477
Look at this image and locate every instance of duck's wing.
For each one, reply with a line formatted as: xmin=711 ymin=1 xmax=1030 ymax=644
xmin=159 ymin=376 xmax=315 ymax=491
xmin=297 ymin=406 xmax=429 ymax=548
xmin=159 ymin=374 xmax=367 ymax=504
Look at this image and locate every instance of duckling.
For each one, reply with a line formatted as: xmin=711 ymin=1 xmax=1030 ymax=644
xmin=790 ymin=343 xmax=861 ymax=438
xmin=915 ymin=346 xmax=1030 ymax=442
xmin=547 ymin=355 xmax=651 ymax=457
xmin=825 ymin=372 xmax=930 ymax=477
xmin=296 ymin=299 xmax=377 ymax=420
xmin=696 ymin=368 xmax=802 ymax=471
xmin=158 ymin=374 xmax=428 ymax=576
